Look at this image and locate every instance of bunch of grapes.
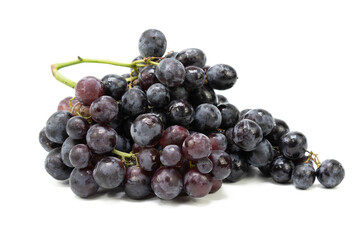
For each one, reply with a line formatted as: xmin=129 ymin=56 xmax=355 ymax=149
xmin=40 ymin=29 xmax=345 ymax=200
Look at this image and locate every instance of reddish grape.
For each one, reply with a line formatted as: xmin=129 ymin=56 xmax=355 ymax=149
xmin=71 ymin=102 xmax=91 ymax=119
xmin=124 ymin=166 xmax=152 ymax=200
xmin=151 ymin=167 xmax=183 ymax=200
xmin=57 ymin=96 xmax=79 ymax=112
xmin=209 ymin=150 xmax=231 ymax=180
xmin=138 ymin=148 xmax=160 ymax=172
xmin=184 ymin=168 xmax=212 ymax=198
xmin=209 ymin=133 xmax=227 ymax=151
xmin=75 ymin=76 xmax=105 ymax=105
xmin=182 ymin=132 xmax=212 ymax=161
xmin=160 ymin=125 xmax=189 ymax=148
xmin=90 ymin=96 xmax=118 ymax=123
xmin=196 ymin=157 xmax=213 ymax=174
xmin=160 ymin=145 xmax=182 ymax=167
xmin=210 ymin=179 xmax=222 ymax=193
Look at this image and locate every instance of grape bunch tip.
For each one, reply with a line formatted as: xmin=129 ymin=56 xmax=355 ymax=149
xmin=40 ymin=29 xmax=345 ymax=200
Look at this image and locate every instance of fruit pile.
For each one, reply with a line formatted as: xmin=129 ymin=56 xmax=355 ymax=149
xmin=40 ymin=29 xmax=345 ymax=199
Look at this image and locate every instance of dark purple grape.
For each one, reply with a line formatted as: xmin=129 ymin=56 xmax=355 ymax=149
xmin=232 ymin=119 xmax=263 ymax=151
xmin=248 ymin=139 xmax=274 ymax=167
xmin=66 ymin=116 xmax=90 ymax=140
xmin=239 ymin=109 xmax=251 ymax=119
xmin=115 ymin=135 xmax=131 ymax=153
xmin=86 ymin=124 xmax=117 ymax=154
xmin=160 ymin=145 xmax=182 ymax=167
xmin=39 ymin=127 xmax=61 ymax=152
xmin=271 ymin=156 xmax=294 ymax=183
xmin=90 ymin=96 xmax=118 ymax=123
xmin=317 ymin=159 xmax=345 ymax=188
xmin=216 ymin=94 xmax=228 ymax=105
xmin=182 ymin=132 xmax=212 ymax=160
xmin=138 ymin=65 xmax=159 ymax=90
xmin=189 ymin=85 xmax=217 ymax=107
xmin=279 ymin=131 xmax=308 ymax=159
xmin=217 ymin=103 xmax=240 ymax=129
xmin=184 ymin=168 xmax=212 ymax=198
xmin=266 ymin=118 xmax=290 ymax=146
xmin=209 ymin=133 xmax=227 ymax=151
xmin=138 ymin=29 xmax=167 ymax=57
xmin=169 ymin=85 xmax=189 ymax=101
xmin=75 ymin=76 xmax=105 ymax=105
xmin=146 ymin=83 xmax=170 ymax=108
xmin=151 ymin=167 xmax=183 ymax=200
xmin=155 ymin=58 xmax=186 ymax=87
xmin=165 ymin=51 xmax=178 ymax=58
xmin=45 ymin=148 xmax=72 ymax=180
xmin=101 ymin=74 xmax=128 ymax=100
xmin=138 ymin=148 xmax=160 ymax=172
xmin=175 ymin=48 xmax=207 ymax=68
xmin=61 ymin=137 xmax=82 ymax=167
xmin=160 ymin=125 xmax=189 ymax=148
xmin=225 ymin=128 xmax=241 ymax=153
xmin=124 ymin=166 xmax=152 ymax=200
xmin=226 ymin=152 xmax=250 ymax=182
xmin=70 ymin=167 xmax=99 ymax=198
xmin=93 ymin=156 xmax=126 ymax=189
xmin=243 ymin=109 xmax=275 ymax=136
xmin=167 ymin=100 xmax=194 ymax=126
xmin=292 ymin=163 xmax=316 ymax=189
xmin=206 ymin=64 xmax=237 ymax=90
xmin=69 ymin=144 xmax=92 ymax=169
xmin=121 ymin=88 xmax=148 ymax=117
xmin=193 ymin=103 xmax=222 ymax=132
xmin=210 ymin=179 xmax=222 ymax=193
xmin=209 ymin=150 xmax=231 ymax=180
xmin=184 ymin=66 xmax=205 ymax=89
xmin=196 ymin=158 xmax=213 ymax=174
xmin=45 ymin=111 xmax=73 ymax=144
xmin=130 ymin=113 xmax=163 ymax=147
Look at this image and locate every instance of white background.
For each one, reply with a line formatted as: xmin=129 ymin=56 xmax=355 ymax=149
xmin=1 ymin=0 xmax=359 ymax=239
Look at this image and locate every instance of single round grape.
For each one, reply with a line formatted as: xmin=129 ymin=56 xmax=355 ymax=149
xmin=243 ymin=109 xmax=275 ymax=136
xmin=146 ymin=83 xmax=170 ymax=108
xmin=317 ymin=159 xmax=345 ymax=188
xmin=138 ymin=65 xmax=159 ymax=90
xmin=167 ymin=100 xmax=194 ymax=126
xmin=216 ymin=94 xmax=228 ymax=105
xmin=86 ymin=124 xmax=118 ymax=154
xmin=292 ymin=162 xmax=316 ymax=189
xmin=39 ymin=127 xmax=61 ymax=152
xmin=182 ymin=132 xmax=212 ymax=160
xmin=271 ymin=156 xmax=294 ymax=183
xmin=206 ymin=64 xmax=237 ymax=90
xmin=232 ymin=119 xmax=263 ymax=152
xmin=45 ymin=110 xmax=73 ymax=144
xmin=61 ymin=137 xmax=82 ymax=167
xmin=71 ymin=102 xmax=91 ymax=119
xmin=247 ymin=139 xmax=274 ymax=167
xmin=193 ymin=103 xmax=222 ymax=132
xmin=45 ymin=148 xmax=72 ymax=180
xmin=184 ymin=66 xmax=205 ymax=89
xmin=138 ymin=148 xmax=160 ymax=172
xmin=226 ymin=152 xmax=250 ymax=182
xmin=69 ymin=167 xmax=99 ymax=198
xmin=138 ymin=29 xmax=167 ymax=57
xmin=90 ymin=96 xmax=118 ymax=123
xmin=160 ymin=125 xmax=189 ymax=148
xmin=75 ymin=76 xmax=105 ymax=105
xmin=160 ymin=145 xmax=182 ymax=167
xmin=175 ymin=48 xmax=207 ymax=68
xmin=184 ymin=168 xmax=212 ymax=198
xmin=169 ymin=85 xmax=189 ymax=101
xmin=225 ymin=127 xmax=241 ymax=153
xmin=151 ymin=167 xmax=183 ymax=200
xmin=209 ymin=133 xmax=227 ymax=151
xmin=66 ymin=116 xmax=90 ymax=140
xmin=58 ymin=96 xmax=79 ymax=112
xmin=69 ymin=144 xmax=92 ymax=169
xmin=155 ymin=58 xmax=186 ymax=87
xmin=196 ymin=157 xmax=213 ymax=174
xmin=189 ymin=85 xmax=217 ymax=107
xmin=130 ymin=113 xmax=163 ymax=147
xmin=266 ymin=118 xmax=290 ymax=146
xmin=121 ymin=88 xmax=148 ymax=117
xmin=210 ymin=179 xmax=222 ymax=193
xmin=279 ymin=131 xmax=308 ymax=159
xmin=101 ymin=74 xmax=127 ymax=100
xmin=115 ymin=134 xmax=131 ymax=153
xmin=124 ymin=166 xmax=152 ymax=200
xmin=217 ymin=103 xmax=240 ymax=129
xmin=209 ymin=150 xmax=231 ymax=180
xmin=93 ymin=156 xmax=126 ymax=189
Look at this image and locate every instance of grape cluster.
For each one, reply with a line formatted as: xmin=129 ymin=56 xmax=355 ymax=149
xmin=40 ymin=29 xmax=345 ymax=200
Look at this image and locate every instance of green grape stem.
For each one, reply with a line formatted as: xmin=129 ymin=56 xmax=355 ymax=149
xmin=51 ymin=56 xmax=159 ymax=88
